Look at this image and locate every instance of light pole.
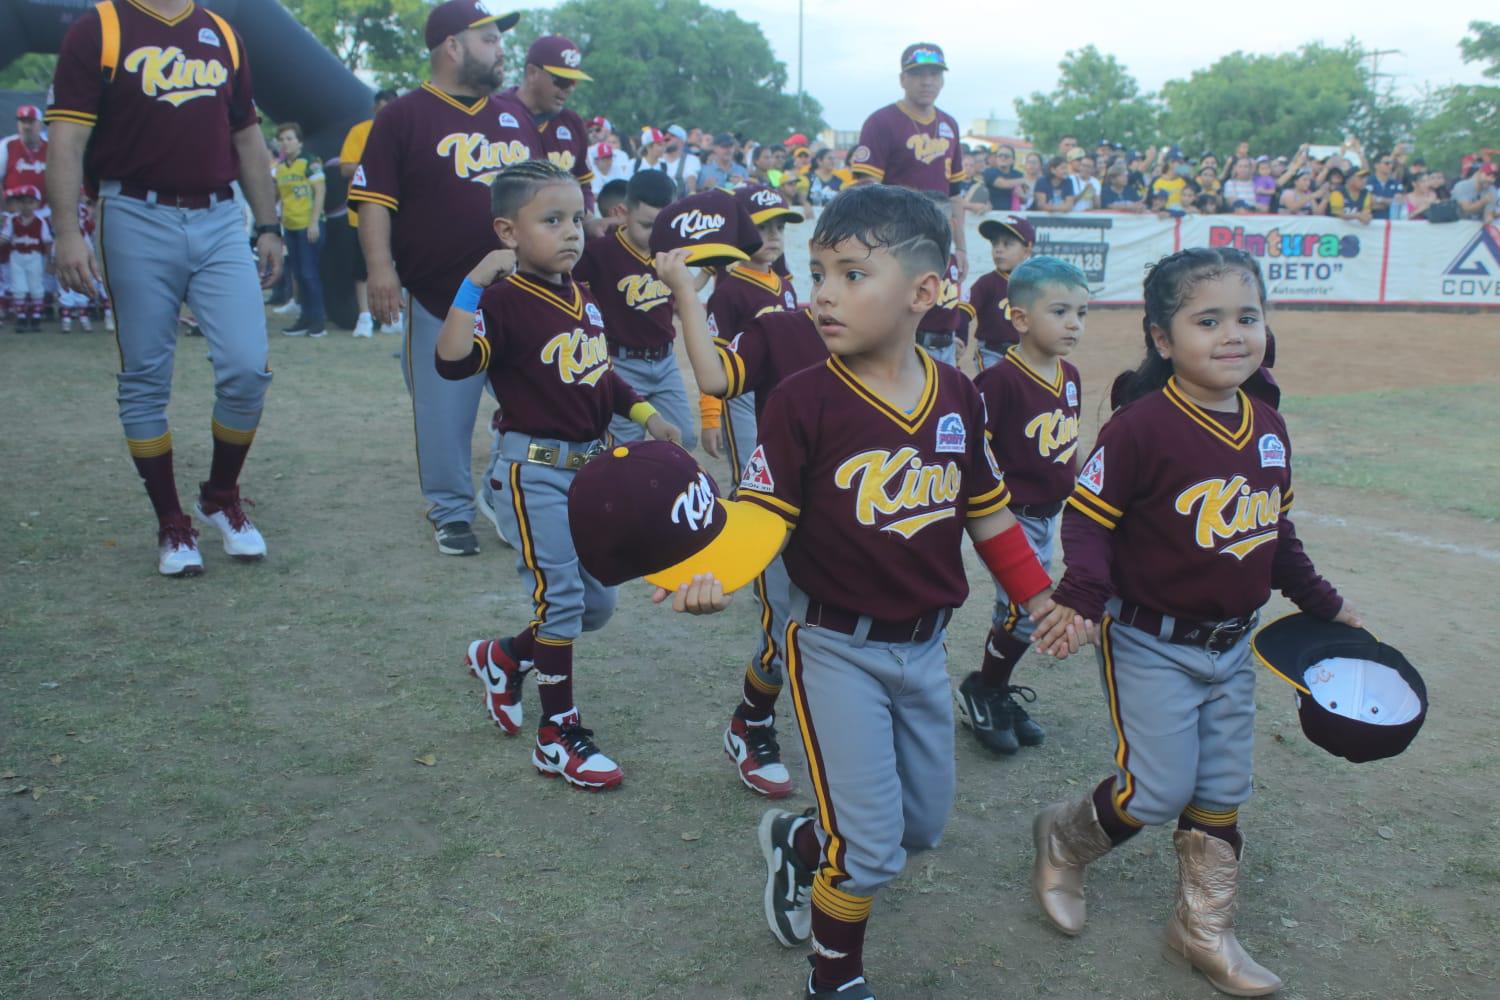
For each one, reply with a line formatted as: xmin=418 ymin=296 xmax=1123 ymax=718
xmin=797 ymin=0 xmax=804 ymax=120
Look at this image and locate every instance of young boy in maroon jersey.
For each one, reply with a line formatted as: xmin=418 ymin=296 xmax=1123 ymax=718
xmin=435 ymin=160 xmax=680 ymax=790
xmin=956 ymin=256 xmax=1087 ymax=757
xmin=658 ymin=185 xmax=1088 ymax=999
xmin=963 ymin=213 xmax=1034 ymax=371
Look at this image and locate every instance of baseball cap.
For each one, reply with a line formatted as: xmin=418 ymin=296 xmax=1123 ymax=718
xmin=900 ymin=43 xmax=947 ymax=71
xmin=1165 ymin=145 xmax=1185 ymax=161
xmin=527 ymin=34 xmax=591 ymax=81
xmin=666 ymin=124 xmax=688 ymax=142
xmin=640 ymin=126 xmax=666 ymax=147
xmin=1252 ymin=613 xmax=1427 ymax=763
xmin=712 ymin=132 xmax=736 ymax=148
xmin=424 ymin=0 xmax=519 ymax=50
xmin=736 ymin=184 xmax=804 ymax=226
xmin=6 ymin=184 xmax=41 ymax=200
xmin=1066 ymin=147 xmax=1087 ymax=161
xmin=588 ymin=115 xmax=610 ymax=131
xmin=784 ymin=133 xmax=808 ymax=148
xmin=592 ymin=142 xmax=615 ymax=159
xmin=977 ymin=212 xmax=1035 ymax=246
xmin=15 ymin=104 xmax=41 ymax=121
xmin=649 ymin=188 xmax=761 ymax=266
xmin=568 ymin=441 xmax=787 ymax=592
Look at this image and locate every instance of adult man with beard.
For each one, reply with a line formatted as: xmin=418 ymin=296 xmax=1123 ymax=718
xmin=351 ymin=0 xmax=521 ymax=556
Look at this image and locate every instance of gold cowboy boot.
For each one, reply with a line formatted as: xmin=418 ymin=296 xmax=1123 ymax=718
xmin=1162 ymin=828 xmax=1283 ymax=996
xmin=1031 ymin=795 xmax=1115 ymax=935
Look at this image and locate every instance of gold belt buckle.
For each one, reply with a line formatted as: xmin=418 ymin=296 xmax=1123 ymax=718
xmin=526 ymin=442 xmax=558 ymax=466
xmin=566 ymin=443 xmax=604 ymax=470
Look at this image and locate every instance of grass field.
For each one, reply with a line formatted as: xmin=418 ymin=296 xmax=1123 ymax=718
xmin=3 ymin=308 xmax=1498 ymax=999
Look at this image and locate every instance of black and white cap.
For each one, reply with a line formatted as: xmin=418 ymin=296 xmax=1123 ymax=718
xmin=1252 ymin=613 xmax=1427 ymax=763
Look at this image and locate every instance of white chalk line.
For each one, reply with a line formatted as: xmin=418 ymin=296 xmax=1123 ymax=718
xmin=1298 ymin=511 xmax=1500 ymax=563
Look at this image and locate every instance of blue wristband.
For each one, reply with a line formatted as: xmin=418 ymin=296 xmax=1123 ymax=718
xmin=452 ymin=278 xmax=483 ymax=314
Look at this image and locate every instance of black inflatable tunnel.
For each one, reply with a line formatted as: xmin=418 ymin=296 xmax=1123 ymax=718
xmin=0 ymin=0 xmax=374 ymax=329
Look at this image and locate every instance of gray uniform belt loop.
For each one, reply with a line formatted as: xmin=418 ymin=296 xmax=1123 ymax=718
xmin=849 ymin=615 xmax=873 ymax=649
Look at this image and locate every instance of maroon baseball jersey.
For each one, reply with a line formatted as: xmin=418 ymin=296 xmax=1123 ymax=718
xmin=717 ymin=308 xmax=828 ymax=421
xmin=1 ymin=136 xmax=47 ymax=207
xmin=739 ymin=351 xmax=1011 ymax=620
xmin=436 ymin=271 xmax=644 ymax=442
xmin=573 ymin=227 xmax=675 ymax=350
xmin=2 ymin=215 xmax=52 ymax=253
xmin=968 ymin=269 xmax=1021 ymax=350
xmin=350 ymin=85 xmax=532 ymax=318
xmin=1052 ymin=377 xmax=1342 ymax=624
xmin=47 ymin=2 xmax=257 ymax=193
xmin=707 ymin=264 xmax=797 ymax=344
xmin=849 ymin=102 xmax=965 ymax=193
xmin=918 ymin=253 xmax=973 ymax=337
xmin=975 ymin=350 xmax=1081 ymax=506
xmin=492 ymin=89 xmax=595 ymax=211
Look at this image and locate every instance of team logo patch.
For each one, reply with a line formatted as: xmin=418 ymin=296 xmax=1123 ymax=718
xmin=473 ymin=310 xmax=486 ymax=336
xmin=561 ymin=48 xmax=583 ymax=68
xmin=670 ymin=208 xmax=725 ymax=240
xmin=935 ymin=412 xmax=966 ymax=453
xmin=740 ymin=445 xmax=775 ymax=493
xmin=706 ymin=314 xmax=720 ymax=337
xmin=850 ymin=145 xmax=871 ymax=164
xmin=1079 ymin=448 xmax=1104 ymax=493
xmin=198 ymin=28 xmax=220 ymax=47
xmin=351 ymin=164 xmax=366 ymax=187
xmin=728 ymin=331 xmax=744 ymax=352
xmin=671 ymin=472 xmax=717 ymax=531
xmin=1065 ymin=381 xmax=1078 ymax=407
xmin=1258 ymin=433 xmax=1286 ymax=468
xmin=937 ymin=121 xmax=955 ymax=139
xmin=556 ymin=125 xmax=572 ymax=141
xmin=585 ymin=302 xmax=604 ymax=327
xmin=498 ymin=112 xmax=520 ymax=129
xmin=784 ymin=291 xmax=796 ymax=309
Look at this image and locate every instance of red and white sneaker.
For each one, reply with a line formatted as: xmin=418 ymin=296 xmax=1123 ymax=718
xmin=157 ymin=513 xmax=204 ymax=577
xmin=193 ymin=485 xmax=266 ymax=560
xmin=726 ymin=713 xmax=794 ymax=798
xmin=464 ymin=638 xmax=530 ymax=735
xmin=533 ymin=712 xmax=623 ymax=790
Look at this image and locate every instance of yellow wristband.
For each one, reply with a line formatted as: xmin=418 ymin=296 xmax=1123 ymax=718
xmin=629 ymin=402 xmax=659 ymax=426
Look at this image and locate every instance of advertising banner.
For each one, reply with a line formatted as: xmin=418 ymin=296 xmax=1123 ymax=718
xmin=1381 ymin=222 xmax=1500 ymax=307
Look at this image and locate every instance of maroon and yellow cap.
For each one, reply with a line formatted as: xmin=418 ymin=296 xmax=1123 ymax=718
xmin=568 ymin=442 xmax=787 ymax=592
xmin=649 ymin=188 xmax=761 ymax=267
xmin=978 ymin=212 xmax=1035 ymax=246
xmin=736 ymin=184 xmax=804 ymax=226
xmin=424 ymin=0 xmax=520 ymax=50
xmin=527 ymin=34 xmax=592 ymax=81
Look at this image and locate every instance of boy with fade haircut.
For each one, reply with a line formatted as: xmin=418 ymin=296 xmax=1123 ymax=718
xmin=962 ymin=213 xmax=1034 ymax=371
xmin=658 ymin=184 xmax=1090 ymax=999
xmin=956 ymin=256 xmax=1088 ymax=757
xmin=594 ymin=178 xmax=629 ymax=220
xmin=574 ymin=170 xmax=699 ymax=450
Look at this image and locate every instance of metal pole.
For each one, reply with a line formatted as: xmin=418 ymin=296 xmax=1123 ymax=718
xmin=797 ymin=0 xmax=804 ymax=117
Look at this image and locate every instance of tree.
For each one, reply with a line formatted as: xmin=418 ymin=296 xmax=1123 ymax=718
xmin=0 ymin=54 xmax=57 ymax=91
xmin=1413 ymin=21 xmax=1500 ymax=174
xmin=282 ymin=0 xmax=431 ymax=84
xmin=1160 ymin=44 xmax=1371 ymax=156
xmin=1014 ymin=47 xmax=1158 ymax=153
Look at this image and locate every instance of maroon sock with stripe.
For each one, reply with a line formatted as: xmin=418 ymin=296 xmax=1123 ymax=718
xmin=533 ymin=639 xmax=575 ymax=724
xmin=1179 ymin=805 xmax=1243 ymax=855
xmin=127 ymin=433 xmax=182 ymax=522
xmin=207 ymin=421 xmax=256 ymax=493
xmin=793 ymin=816 xmax=820 ymax=870
xmin=739 ymin=667 xmax=780 ymax=723
xmin=979 ymin=625 xmax=1028 ymax=690
xmin=811 ymin=889 xmax=870 ymax=990
xmin=509 ymin=627 xmax=537 ymax=664
xmin=1091 ymin=777 xmax=1143 ymax=846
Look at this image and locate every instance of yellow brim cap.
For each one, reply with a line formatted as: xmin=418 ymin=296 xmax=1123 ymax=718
xmin=541 ymin=64 xmax=593 ymax=81
xmin=680 ymin=243 xmax=752 ymax=267
xmin=750 ymin=207 xmax=805 ymax=226
xmin=644 ymin=499 xmax=788 ymax=594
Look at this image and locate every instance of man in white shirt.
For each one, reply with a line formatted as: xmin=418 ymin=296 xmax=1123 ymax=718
xmin=660 ymin=124 xmax=701 ymax=195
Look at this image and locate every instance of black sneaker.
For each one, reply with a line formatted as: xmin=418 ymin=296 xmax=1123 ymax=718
xmin=435 ymin=520 xmax=480 ymax=556
xmin=1005 ymin=685 xmax=1046 ymax=747
xmin=805 ymin=958 xmax=876 ymax=999
xmin=282 ymin=322 xmax=323 ymax=337
xmin=759 ymin=807 xmax=815 ymax=947
xmin=955 ymin=672 xmax=1019 ymax=755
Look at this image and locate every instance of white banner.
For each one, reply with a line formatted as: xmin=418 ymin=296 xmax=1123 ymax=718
xmin=982 ymin=213 xmax=1499 ymax=308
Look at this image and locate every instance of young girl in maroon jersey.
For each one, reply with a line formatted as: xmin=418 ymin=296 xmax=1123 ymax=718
xmin=1031 ymin=247 xmax=1362 ymax=997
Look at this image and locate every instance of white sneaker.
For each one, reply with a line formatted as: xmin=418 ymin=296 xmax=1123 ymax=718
xmin=104 ymin=309 xmax=115 ymax=332
xmin=79 ymin=314 xmax=93 ymax=331
xmin=193 ymin=489 xmax=267 ymax=560
xmin=352 ymin=313 xmax=374 ymax=338
xmin=474 ymin=488 xmax=515 ymax=548
xmin=380 ymin=313 xmax=404 ymax=335
xmin=61 ymin=317 xmax=73 ymax=332
xmin=157 ymin=515 xmax=205 ymax=577
xmin=272 ymin=300 xmax=298 ymax=315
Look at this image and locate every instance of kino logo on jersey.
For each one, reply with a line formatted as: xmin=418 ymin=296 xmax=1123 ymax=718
xmin=1024 ymin=410 xmax=1080 ymax=464
xmin=436 ymin=132 xmax=533 ymax=184
xmin=541 ymin=328 xmax=609 ymax=386
xmin=619 ymin=273 xmax=672 ymax=311
xmin=124 ymin=46 xmax=229 ymax=106
xmin=1175 ymin=476 xmax=1282 ymax=560
xmin=835 ymin=447 xmax=962 ymax=539
xmin=906 ymin=132 xmax=950 ymax=165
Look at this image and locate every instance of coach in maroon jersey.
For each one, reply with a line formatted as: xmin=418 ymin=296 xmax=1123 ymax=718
xmin=352 ymin=0 xmax=522 ymax=557
xmin=493 ymin=35 xmax=597 ymax=214
xmin=850 ymin=43 xmax=969 ymax=280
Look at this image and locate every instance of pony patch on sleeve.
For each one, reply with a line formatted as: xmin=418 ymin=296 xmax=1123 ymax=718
xmin=1258 ymin=434 xmax=1286 ymax=468
xmin=935 ymin=413 xmax=967 ymax=453
xmin=1078 ymin=449 xmax=1105 ymax=493
xmin=1065 ymin=381 xmax=1078 ymax=407
xmin=739 ymin=445 xmax=775 ymax=493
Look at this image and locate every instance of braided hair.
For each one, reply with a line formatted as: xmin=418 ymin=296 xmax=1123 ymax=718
xmin=1112 ymin=247 xmax=1268 ymax=408
xmin=489 ymin=158 xmax=578 ymax=218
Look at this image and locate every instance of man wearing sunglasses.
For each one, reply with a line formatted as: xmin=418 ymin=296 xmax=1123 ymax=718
xmin=493 ymin=35 xmax=597 ymax=213
xmin=1368 ymin=153 xmax=1405 ymax=220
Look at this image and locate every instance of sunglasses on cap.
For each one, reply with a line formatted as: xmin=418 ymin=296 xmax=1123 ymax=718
xmin=907 ymin=49 xmax=944 ymax=66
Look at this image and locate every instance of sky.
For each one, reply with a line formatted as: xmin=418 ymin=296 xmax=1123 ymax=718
xmin=564 ymin=0 xmax=1490 ymax=133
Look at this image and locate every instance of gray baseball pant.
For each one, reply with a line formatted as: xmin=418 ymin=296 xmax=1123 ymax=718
xmin=977 ymin=345 xmax=1010 ymax=371
xmin=783 ymin=586 xmax=955 ymax=900
xmin=744 ymin=554 xmax=791 ymax=694
xmin=490 ymin=433 xmax=616 ymax=641
xmin=403 ymin=298 xmax=484 ymax=527
xmin=919 ymin=340 xmax=957 ymax=368
xmin=721 ymin=393 xmax=757 ymax=481
xmin=607 ymin=352 xmax=697 ymax=451
xmin=1096 ymin=603 xmax=1257 ymax=827
xmin=990 ymin=511 xmax=1057 ymax=644
xmin=98 ymin=189 xmax=271 ymax=441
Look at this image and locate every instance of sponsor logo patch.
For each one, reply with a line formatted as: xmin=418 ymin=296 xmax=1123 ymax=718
xmin=351 ymin=164 xmax=366 ymax=187
xmin=585 ymin=302 xmax=604 ymax=327
xmin=556 ymin=125 xmax=572 ymax=141
xmin=498 ymin=112 xmax=520 ymax=129
xmin=1078 ymin=448 xmax=1104 ymax=493
xmin=671 ymin=472 xmax=717 ymax=531
xmin=472 ymin=310 xmax=486 ymax=336
xmin=850 ymin=145 xmax=871 ymax=163
xmin=1065 ymin=381 xmax=1078 ymax=406
xmin=198 ymin=28 xmax=220 ymax=47
xmin=937 ymin=121 xmax=955 ymax=139
xmin=784 ymin=291 xmax=796 ymax=309
xmin=739 ymin=445 xmax=775 ymax=493
xmin=1258 ymin=433 xmax=1286 ymax=468
xmin=935 ymin=412 xmax=966 ymax=453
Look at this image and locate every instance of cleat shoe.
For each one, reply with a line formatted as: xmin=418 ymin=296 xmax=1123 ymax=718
xmin=464 ymin=638 xmax=530 ymax=734
xmin=352 ymin=314 xmax=374 ymax=338
xmin=474 ymin=487 xmax=515 ymax=549
xmin=726 ymin=713 xmax=793 ymax=798
xmin=955 ymin=673 xmax=1019 ymax=755
xmin=1006 ymin=685 xmax=1046 ymax=747
xmin=434 ymin=520 xmax=479 ymax=556
xmin=804 ymin=958 xmax=876 ymax=999
xmin=193 ymin=485 xmax=267 ymax=560
xmin=759 ymin=807 xmax=815 ymax=947
xmin=532 ymin=713 xmax=623 ymax=790
xmin=157 ymin=513 xmax=205 ymax=577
